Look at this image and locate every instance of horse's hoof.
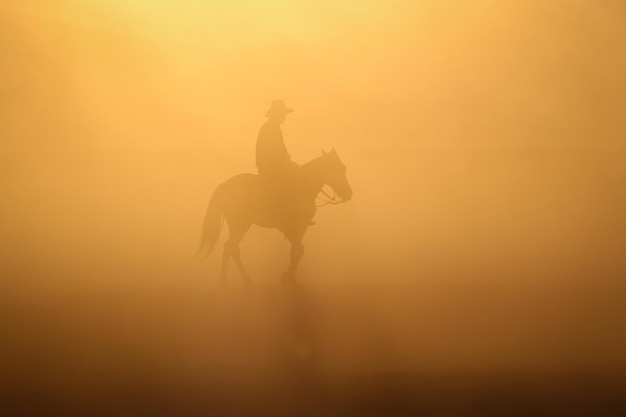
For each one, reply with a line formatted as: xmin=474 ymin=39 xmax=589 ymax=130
xmin=281 ymin=273 xmax=300 ymax=287
xmin=280 ymin=272 xmax=293 ymax=285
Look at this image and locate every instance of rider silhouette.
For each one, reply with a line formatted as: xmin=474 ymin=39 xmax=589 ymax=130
xmin=256 ymin=100 xmax=299 ymax=210
xmin=256 ymin=99 xmax=297 ymax=179
xmin=255 ymin=100 xmax=315 ymax=225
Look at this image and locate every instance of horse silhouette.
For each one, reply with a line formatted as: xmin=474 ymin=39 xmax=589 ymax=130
xmin=199 ymin=148 xmax=352 ymax=286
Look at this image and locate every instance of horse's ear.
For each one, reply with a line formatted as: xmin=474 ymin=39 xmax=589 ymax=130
xmin=321 ymin=148 xmax=327 ymax=155
xmin=331 ymin=147 xmax=337 ymax=154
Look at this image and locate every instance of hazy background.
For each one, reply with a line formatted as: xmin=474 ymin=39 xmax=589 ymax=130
xmin=2 ymin=0 xmax=626 ymax=414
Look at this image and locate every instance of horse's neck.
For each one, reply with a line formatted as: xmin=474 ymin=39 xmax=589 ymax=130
xmin=300 ymin=158 xmax=326 ymax=198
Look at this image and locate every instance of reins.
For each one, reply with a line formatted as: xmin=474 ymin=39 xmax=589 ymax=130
xmin=316 ymin=188 xmax=343 ymax=207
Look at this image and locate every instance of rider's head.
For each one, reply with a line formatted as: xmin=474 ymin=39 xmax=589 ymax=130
xmin=265 ymin=99 xmax=293 ymax=124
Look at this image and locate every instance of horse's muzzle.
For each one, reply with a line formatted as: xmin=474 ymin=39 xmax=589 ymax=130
xmin=342 ymin=188 xmax=353 ymax=202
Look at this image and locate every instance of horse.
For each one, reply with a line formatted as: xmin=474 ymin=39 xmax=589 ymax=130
xmin=198 ymin=148 xmax=352 ymax=286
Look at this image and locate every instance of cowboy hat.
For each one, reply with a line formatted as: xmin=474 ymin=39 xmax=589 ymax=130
xmin=265 ymin=99 xmax=294 ymax=117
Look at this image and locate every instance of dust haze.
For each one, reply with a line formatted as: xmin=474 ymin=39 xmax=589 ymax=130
xmin=2 ymin=1 xmax=626 ymax=415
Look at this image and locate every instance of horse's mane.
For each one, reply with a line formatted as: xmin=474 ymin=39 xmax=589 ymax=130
xmin=300 ymin=154 xmax=325 ymax=170
xmin=300 ymin=152 xmax=337 ymax=172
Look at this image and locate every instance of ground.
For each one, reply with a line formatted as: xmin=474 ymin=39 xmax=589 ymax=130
xmin=2 ymin=268 xmax=626 ymax=416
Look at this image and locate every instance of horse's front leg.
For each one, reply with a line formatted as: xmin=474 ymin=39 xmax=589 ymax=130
xmin=282 ymin=226 xmax=306 ymax=284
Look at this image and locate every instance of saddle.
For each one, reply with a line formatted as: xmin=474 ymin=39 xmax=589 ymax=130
xmin=256 ymin=166 xmax=315 ymax=227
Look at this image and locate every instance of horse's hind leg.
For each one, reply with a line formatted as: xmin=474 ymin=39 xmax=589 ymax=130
xmin=219 ymin=241 xmax=232 ymax=288
xmin=232 ymin=244 xmax=253 ymax=288
xmin=221 ymin=220 xmax=252 ymax=288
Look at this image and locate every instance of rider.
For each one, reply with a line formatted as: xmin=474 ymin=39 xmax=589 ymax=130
xmin=256 ymin=99 xmax=297 ymax=180
xmin=256 ymin=99 xmax=309 ymax=224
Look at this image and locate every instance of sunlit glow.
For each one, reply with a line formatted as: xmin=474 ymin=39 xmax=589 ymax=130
xmin=1 ymin=2 xmax=625 ymax=407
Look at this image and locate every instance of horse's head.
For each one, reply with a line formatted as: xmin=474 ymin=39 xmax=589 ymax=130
xmin=319 ymin=148 xmax=353 ymax=201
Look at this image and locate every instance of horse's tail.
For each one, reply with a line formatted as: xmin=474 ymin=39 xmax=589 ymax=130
xmin=197 ymin=183 xmax=226 ymax=258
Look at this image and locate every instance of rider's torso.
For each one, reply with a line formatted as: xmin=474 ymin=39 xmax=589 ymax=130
xmin=255 ymin=121 xmax=292 ymax=177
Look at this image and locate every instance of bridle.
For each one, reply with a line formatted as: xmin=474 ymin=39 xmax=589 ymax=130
xmin=316 ymin=187 xmax=343 ymax=207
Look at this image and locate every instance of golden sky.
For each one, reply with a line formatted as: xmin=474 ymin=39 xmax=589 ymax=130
xmin=1 ymin=0 xmax=625 ymax=284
